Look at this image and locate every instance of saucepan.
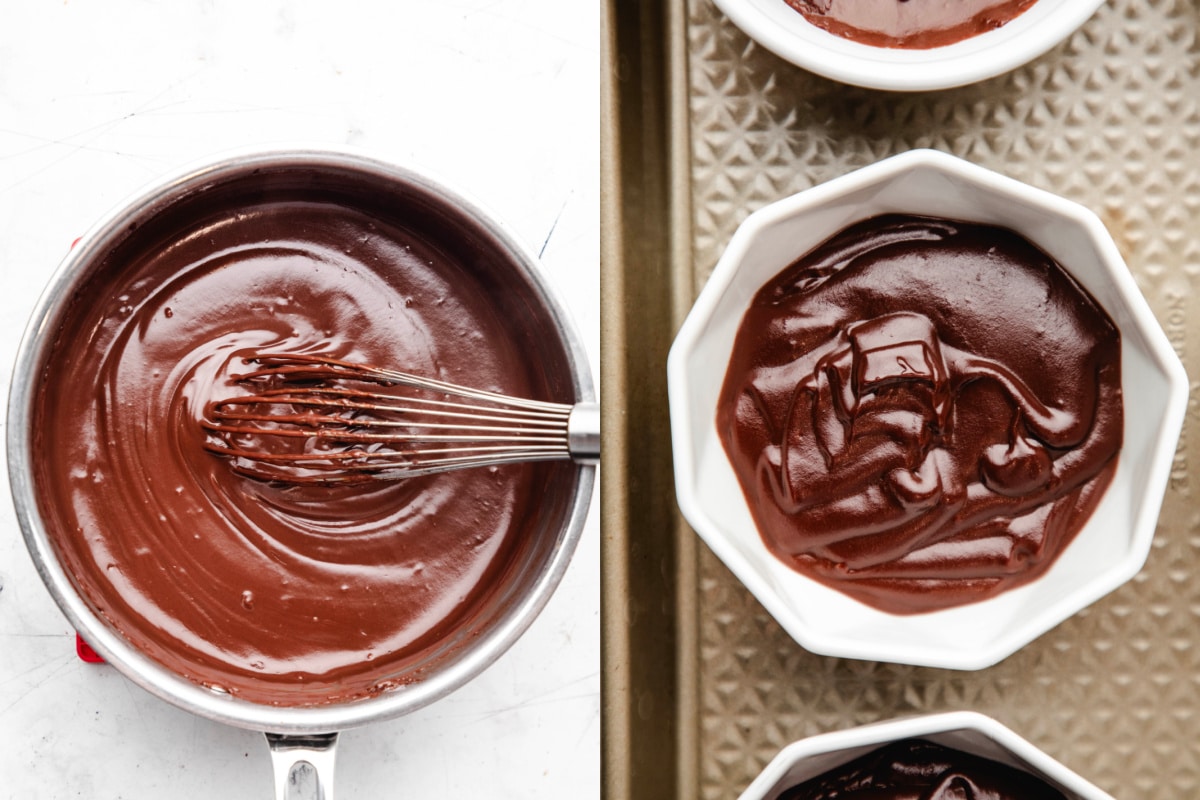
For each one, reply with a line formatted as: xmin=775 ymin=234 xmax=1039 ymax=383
xmin=7 ymin=148 xmax=596 ymax=798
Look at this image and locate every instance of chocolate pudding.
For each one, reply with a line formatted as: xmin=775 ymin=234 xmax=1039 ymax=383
xmin=32 ymin=166 xmax=579 ymax=705
xmin=778 ymin=739 xmax=1066 ymax=800
xmin=784 ymin=0 xmax=1038 ymax=49
xmin=717 ymin=215 xmax=1121 ymax=614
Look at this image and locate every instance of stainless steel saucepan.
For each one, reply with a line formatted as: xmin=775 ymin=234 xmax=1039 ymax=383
xmin=7 ymin=148 xmax=596 ymax=799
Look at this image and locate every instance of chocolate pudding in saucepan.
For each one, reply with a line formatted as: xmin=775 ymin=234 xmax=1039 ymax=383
xmin=784 ymin=0 xmax=1039 ymax=49
xmin=718 ymin=215 xmax=1121 ymax=614
xmin=33 ymin=169 xmax=577 ymax=705
xmin=778 ymin=739 xmax=1066 ymax=800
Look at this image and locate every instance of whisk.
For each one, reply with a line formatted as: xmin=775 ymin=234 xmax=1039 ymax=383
xmin=201 ymin=353 xmax=600 ymax=485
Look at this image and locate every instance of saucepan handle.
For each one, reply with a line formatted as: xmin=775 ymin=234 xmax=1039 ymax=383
xmin=265 ymin=732 xmax=339 ymax=800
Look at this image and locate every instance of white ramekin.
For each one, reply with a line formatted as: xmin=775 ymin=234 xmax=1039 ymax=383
xmin=668 ymin=148 xmax=1187 ymax=669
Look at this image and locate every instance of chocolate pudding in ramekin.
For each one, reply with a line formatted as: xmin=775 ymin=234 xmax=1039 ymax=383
xmin=709 ymin=0 xmax=1108 ymax=91
xmin=737 ymin=712 xmax=1117 ymax=800
xmin=9 ymin=149 xmax=595 ymax=731
xmin=782 ymin=0 xmax=1039 ymax=49
xmin=716 ymin=214 xmax=1122 ymax=614
xmin=667 ymin=150 xmax=1187 ymax=669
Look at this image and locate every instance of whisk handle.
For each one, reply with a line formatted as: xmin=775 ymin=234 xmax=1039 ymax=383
xmin=568 ymin=402 xmax=601 ymax=464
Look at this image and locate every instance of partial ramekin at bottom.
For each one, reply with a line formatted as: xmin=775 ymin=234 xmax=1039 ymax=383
xmin=740 ymin=712 xmax=1116 ymax=800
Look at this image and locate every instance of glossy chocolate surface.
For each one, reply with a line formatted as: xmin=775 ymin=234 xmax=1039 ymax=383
xmin=784 ymin=0 xmax=1038 ymax=49
xmin=33 ymin=172 xmax=576 ymax=705
xmin=778 ymin=739 xmax=1066 ymax=800
xmin=717 ymin=215 xmax=1121 ymax=613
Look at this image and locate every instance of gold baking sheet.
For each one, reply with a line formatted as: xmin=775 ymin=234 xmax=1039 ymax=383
xmin=604 ymin=0 xmax=1200 ymax=798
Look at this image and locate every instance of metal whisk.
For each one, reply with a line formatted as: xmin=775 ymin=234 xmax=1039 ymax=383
xmin=202 ymin=353 xmax=600 ymax=485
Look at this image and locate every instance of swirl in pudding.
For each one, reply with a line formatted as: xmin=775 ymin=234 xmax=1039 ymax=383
xmin=32 ymin=174 xmax=578 ymax=705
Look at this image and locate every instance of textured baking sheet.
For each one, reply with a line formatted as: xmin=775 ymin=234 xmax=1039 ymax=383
xmin=681 ymin=1 xmax=1200 ymax=799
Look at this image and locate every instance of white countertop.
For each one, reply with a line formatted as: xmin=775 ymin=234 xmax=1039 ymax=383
xmin=0 ymin=2 xmax=599 ymax=798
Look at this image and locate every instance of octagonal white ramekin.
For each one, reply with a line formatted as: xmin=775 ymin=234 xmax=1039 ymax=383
xmin=668 ymin=148 xmax=1187 ymax=670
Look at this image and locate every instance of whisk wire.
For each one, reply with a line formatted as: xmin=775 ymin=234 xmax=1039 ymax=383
xmin=238 ymin=354 xmax=568 ymax=412
xmin=202 ymin=353 xmax=593 ymax=485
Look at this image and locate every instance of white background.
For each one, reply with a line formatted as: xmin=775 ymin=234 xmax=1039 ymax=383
xmin=0 ymin=2 xmax=599 ymax=798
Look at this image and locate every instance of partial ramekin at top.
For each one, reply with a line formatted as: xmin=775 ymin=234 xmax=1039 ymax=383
xmin=710 ymin=0 xmax=1106 ymax=91
xmin=667 ymin=148 xmax=1187 ymax=670
xmin=739 ymin=712 xmax=1116 ymax=800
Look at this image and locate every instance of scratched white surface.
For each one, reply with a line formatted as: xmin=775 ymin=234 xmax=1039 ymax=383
xmin=0 ymin=2 xmax=599 ymax=798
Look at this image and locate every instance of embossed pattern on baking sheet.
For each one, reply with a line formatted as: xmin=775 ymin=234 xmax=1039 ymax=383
xmin=686 ymin=0 xmax=1200 ymax=797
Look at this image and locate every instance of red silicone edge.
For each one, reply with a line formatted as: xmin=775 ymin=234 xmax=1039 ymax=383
xmin=76 ymin=633 xmax=105 ymax=664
